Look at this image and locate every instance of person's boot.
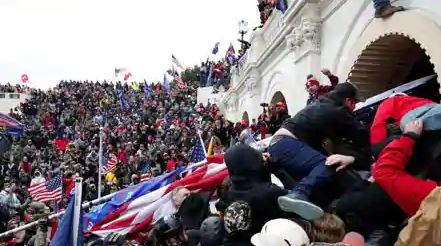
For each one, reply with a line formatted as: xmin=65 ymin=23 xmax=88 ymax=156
xmin=375 ymin=5 xmax=405 ymax=18
xmin=278 ymin=190 xmax=324 ymax=220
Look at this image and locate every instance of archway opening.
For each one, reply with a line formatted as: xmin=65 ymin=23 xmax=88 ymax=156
xmin=270 ymin=91 xmax=288 ymax=109
xmin=242 ymin=111 xmax=249 ymax=121
xmin=348 ymin=34 xmax=439 ymax=101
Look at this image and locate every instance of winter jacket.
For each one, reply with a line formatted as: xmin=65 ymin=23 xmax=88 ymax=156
xmin=222 ymin=144 xmax=288 ymax=246
xmin=372 ymin=135 xmax=437 ymax=216
xmin=370 ymin=95 xmax=434 ymax=145
xmin=283 ymin=96 xmax=370 ymax=169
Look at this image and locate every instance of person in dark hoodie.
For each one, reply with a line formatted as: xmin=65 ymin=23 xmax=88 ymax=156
xmin=220 ymin=143 xmax=289 ymax=246
xmin=268 ymin=83 xmax=371 ymax=220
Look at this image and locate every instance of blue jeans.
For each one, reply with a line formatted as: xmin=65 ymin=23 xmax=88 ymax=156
xmin=373 ymin=0 xmax=390 ymax=10
xmin=268 ymin=137 xmax=335 ymax=196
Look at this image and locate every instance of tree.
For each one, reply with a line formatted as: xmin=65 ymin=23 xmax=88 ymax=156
xmin=180 ymin=65 xmax=201 ymax=85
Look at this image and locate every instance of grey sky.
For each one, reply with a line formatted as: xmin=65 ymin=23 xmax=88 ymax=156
xmin=0 ymin=0 xmax=259 ymax=89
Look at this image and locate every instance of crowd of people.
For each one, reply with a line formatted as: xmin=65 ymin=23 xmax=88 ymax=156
xmin=1 ymin=79 xmax=441 ymax=245
xmin=0 ymin=79 xmax=277 ymax=245
xmin=0 ymin=83 xmax=28 ymax=94
xmin=199 ymin=60 xmax=232 ymax=93
xmin=145 ymin=81 xmax=441 ymax=246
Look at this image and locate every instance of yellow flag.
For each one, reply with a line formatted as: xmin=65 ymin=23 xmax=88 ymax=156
xmin=131 ymin=81 xmax=140 ymax=92
xmin=207 ymin=136 xmax=214 ymax=156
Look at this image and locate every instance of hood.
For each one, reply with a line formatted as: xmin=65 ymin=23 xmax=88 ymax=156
xmin=225 ymin=144 xmax=270 ymax=184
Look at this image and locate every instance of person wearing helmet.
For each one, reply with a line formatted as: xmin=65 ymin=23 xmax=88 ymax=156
xmin=150 ymin=214 xmax=188 ymax=246
xmin=251 ymin=219 xmax=310 ymax=246
xmin=199 ymin=216 xmax=224 ymax=246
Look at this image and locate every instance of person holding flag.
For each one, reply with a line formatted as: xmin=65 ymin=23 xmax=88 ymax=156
xmin=225 ymin=43 xmax=236 ymax=65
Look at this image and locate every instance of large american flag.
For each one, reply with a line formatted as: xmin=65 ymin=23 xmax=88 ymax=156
xmin=28 ymin=175 xmax=62 ymax=202
xmin=102 ymin=156 xmax=118 ymax=174
xmin=87 ymin=155 xmax=227 ymax=241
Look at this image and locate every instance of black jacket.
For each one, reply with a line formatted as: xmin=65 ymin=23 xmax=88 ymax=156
xmin=221 ymin=144 xmax=288 ymax=246
xmin=283 ymin=96 xmax=371 ymax=170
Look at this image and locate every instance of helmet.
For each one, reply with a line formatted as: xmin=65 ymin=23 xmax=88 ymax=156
xmin=153 ymin=214 xmax=183 ymax=238
xmin=251 ymin=219 xmax=310 ymax=246
xmin=200 ymin=216 xmax=224 ymax=245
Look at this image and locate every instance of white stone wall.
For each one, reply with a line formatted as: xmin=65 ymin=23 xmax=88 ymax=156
xmin=218 ymin=0 xmax=441 ymax=122
xmin=0 ymin=93 xmax=29 ymax=114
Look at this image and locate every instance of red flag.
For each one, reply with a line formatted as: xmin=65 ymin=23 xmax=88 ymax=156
xmin=21 ymin=74 xmax=29 ymax=83
xmin=124 ymin=72 xmax=132 ymax=81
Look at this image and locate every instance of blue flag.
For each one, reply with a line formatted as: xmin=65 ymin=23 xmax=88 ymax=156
xmin=212 ymin=42 xmax=220 ymax=55
xmin=143 ymin=81 xmax=152 ymax=99
xmin=51 ymin=194 xmax=84 ymax=246
xmin=163 ymin=74 xmax=170 ymax=92
xmin=276 ymin=0 xmax=288 ymax=13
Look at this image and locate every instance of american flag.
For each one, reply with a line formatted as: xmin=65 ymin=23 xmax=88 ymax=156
xmin=191 ymin=135 xmax=207 ymax=163
xmin=174 ymin=76 xmax=186 ymax=89
xmin=28 ymin=175 xmax=62 ymax=202
xmin=87 ymin=155 xmax=227 ymax=241
xmin=102 ymin=156 xmax=118 ymax=174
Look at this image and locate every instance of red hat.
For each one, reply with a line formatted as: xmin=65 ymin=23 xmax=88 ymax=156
xmin=306 ymin=79 xmax=320 ymax=88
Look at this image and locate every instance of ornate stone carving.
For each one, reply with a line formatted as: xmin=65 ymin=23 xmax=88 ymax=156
xmin=245 ymin=69 xmax=260 ymax=98
xmin=301 ymin=17 xmax=321 ymax=52
xmin=285 ymin=17 xmax=321 ymax=54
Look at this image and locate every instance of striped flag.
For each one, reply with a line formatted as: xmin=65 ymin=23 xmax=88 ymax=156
xmin=87 ymin=155 xmax=227 ymax=240
xmin=28 ymin=175 xmax=62 ymax=202
xmin=102 ymin=156 xmax=118 ymax=174
xmin=140 ymin=173 xmax=153 ymax=183
xmin=174 ymin=76 xmax=186 ymax=89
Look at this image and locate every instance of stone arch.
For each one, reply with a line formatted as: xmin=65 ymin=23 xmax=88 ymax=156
xmin=270 ymin=91 xmax=287 ymax=107
xmin=338 ymin=10 xmax=441 ymax=98
xmin=347 ymin=34 xmax=436 ymax=99
xmin=242 ymin=111 xmax=249 ymax=121
xmin=262 ymin=71 xmax=283 ymax=104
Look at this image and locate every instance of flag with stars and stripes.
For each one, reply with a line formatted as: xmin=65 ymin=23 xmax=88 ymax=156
xmin=102 ymin=156 xmax=119 ymax=174
xmin=28 ymin=175 xmax=62 ymax=202
xmin=191 ymin=134 xmax=207 ymax=163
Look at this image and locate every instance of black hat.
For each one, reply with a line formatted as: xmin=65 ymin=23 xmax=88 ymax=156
xmin=329 ymin=83 xmax=360 ymax=102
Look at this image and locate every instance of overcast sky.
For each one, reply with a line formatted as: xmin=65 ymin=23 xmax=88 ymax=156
xmin=0 ymin=0 xmax=260 ymax=89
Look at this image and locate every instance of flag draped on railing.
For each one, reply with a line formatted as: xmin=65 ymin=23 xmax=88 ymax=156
xmin=86 ymin=155 xmax=227 ymax=240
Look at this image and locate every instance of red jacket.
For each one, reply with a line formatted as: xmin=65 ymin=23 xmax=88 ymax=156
xmin=54 ymin=138 xmax=69 ymax=152
xmin=372 ymin=135 xmax=437 ymax=216
xmin=370 ymin=96 xmax=434 ymax=145
xmin=117 ymin=151 xmax=128 ymax=164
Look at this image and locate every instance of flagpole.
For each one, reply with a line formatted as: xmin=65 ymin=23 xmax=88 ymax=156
xmin=98 ymin=127 xmax=104 ymax=199
xmin=198 ymin=132 xmax=207 ymax=157
xmin=73 ymin=177 xmax=83 ymax=246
